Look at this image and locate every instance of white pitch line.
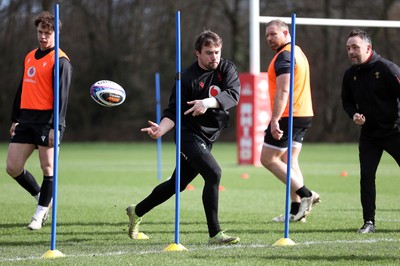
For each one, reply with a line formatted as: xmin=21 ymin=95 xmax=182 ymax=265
xmin=302 ymin=238 xmax=399 ymax=245
xmin=1 ymin=238 xmax=399 ymax=262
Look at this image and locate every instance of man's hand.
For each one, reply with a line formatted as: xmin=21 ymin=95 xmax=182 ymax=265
xmin=184 ymin=98 xmax=219 ymax=116
xmin=184 ymin=100 xmax=208 ymax=116
xmin=48 ymin=129 xmax=60 ymax=147
xmin=353 ymin=113 xmax=365 ymax=125
xmin=271 ymin=120 xmax=283 ymax=140
xmin=141 ymin=120 xmax=162 ymax=139
xmin=9 ymin=122 xmax=18 ymax=137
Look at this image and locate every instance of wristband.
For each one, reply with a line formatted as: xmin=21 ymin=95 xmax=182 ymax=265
xmin=202 ymin=97 xmax=218 ymax=109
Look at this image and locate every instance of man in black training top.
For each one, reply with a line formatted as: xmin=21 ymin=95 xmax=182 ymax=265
xmin=127 ymin=30 xmax=241 ymax=245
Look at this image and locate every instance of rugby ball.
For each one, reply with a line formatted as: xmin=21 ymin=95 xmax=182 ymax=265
xmin=90 ymin=80 xmax=126 ymax=107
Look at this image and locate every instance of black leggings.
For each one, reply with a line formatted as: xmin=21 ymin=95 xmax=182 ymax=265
xmin=135 ymin=152 xmax=222 ymax=237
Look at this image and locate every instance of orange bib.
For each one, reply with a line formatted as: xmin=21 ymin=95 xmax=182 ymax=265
xmin=21 ymin=49 xmax=69 ymax=110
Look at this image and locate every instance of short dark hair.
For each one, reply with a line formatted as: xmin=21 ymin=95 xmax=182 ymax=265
xmin=34 ymin=11 xmax=62 ymax=31
xmin=348 ymin=29 xmax=372 ymax=45
xmin=195 ymin=30 xmax=222 ymax=53
xmin=265 ymin=19 xmax=289 ymax=31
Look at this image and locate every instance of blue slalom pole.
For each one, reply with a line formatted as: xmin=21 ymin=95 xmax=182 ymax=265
xmin=283 ymin=13 xmax=296 ymax=239
xmin=155 ymin=73 xmax=162 ymax=181
xmin=174 ymin=11 xmax=181 ymax=245
xmin=50 ymin=3 xmax=60 ymax=251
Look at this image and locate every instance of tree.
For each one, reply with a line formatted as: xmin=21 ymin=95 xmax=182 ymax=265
xmin=1 ymin=0 xmax=400 ymax=142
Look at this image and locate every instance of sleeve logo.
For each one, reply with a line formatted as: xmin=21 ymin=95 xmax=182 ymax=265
xmin=209 ymin=85 xmax=221 ymax=97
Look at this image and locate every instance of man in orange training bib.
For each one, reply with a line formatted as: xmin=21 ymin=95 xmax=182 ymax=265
xmin=6 ymin=11 xmax=72 ymax=230
xmin=260 ymin=19 xmax=320 ymax=223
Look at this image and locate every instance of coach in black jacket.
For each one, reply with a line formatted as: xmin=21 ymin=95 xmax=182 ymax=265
xmin=342 ymin=29 xmax=400 ymax=234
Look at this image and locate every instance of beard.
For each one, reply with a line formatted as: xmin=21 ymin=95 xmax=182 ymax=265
xmin=350 ymin=56 xmax=361 ymax=65
xmin=206 ymin=62 xmax=218 ymax=70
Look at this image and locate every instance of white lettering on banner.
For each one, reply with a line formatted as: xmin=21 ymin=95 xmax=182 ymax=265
xmin=257 ymin=79 xmax=268 ymax=99
xmin=241 ymin=83 xmax=253 ymax=96
xmin=239 ymin=103 xmax=253 ymax=160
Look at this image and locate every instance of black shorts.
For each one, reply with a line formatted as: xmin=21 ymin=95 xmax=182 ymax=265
xmin=10 ymin=123 xmax=65 ymax=147
xmin=263 ymin=118 xmax=308 ymax=149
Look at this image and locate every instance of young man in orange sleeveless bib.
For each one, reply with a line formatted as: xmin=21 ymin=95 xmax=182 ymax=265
xmin=6 ymin=11 xmax=72 ymax=230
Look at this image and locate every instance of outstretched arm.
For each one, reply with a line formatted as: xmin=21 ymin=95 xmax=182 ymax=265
xmin=141 ymin=117 xmax=175 ymax=139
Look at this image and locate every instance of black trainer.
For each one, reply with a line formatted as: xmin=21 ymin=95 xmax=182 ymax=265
xmin=357 ymin=221 xmax=375 ymax=233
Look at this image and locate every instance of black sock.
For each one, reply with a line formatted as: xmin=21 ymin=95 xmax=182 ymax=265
xmin=290 ymin=202 xmax=301 ymax=215
xmin=14 ymin=170 xmax=40 ymax=196
xmin=296 ymin=186 xmax=312 ymax=198
xmin=38 ymin=176 xmax=53 ymax=207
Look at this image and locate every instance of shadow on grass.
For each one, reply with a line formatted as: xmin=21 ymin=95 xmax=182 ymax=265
xmin=294 ymin=228 xmax=399 ymax=234
xmin=0 ymin=223 xmax=29 ymax=229
xmin=0 ymin=220 xmax=203 ymax=228
xmin=338 ymin=208 xmax=400 ymax=212
xmin=192 ymin=253 xmax=399 ymax=263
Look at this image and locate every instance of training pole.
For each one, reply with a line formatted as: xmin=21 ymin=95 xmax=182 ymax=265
xmin=42 ymin=3 xmax=64 ymax=259
xmin=155 ymin=72 xmax=162 ymax=182
xmin=164 ymin=11 xmax=187 ymax=252
xmin=273 ymin=13 xmax=297 ymax=247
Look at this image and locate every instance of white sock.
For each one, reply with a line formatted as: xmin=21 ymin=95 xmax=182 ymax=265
xmin=33 ymin=205 xmax=48 ymax=220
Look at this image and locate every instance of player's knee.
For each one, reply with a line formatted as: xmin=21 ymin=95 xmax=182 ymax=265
xmin=261 ymin=156 xmax=281 ymax=172
xmin=215 ymin=167 xmax=222 ymax=180
xmin=206 ymin=166 xmax=222 ymax=184
xmin=260 ymin=156 xmax=272 ymax=169
xmin=5 ymin=163 xmax=21 ymax=178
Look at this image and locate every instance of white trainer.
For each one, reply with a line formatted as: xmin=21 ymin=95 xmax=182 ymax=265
xmin=42 ymin=199 xmax=53 ymax=225
xmin=27 ymin=217 xmax=43 ymax=230
xmin=272 ymin=214 xmax=306 ymax=223
xmin=293 ymin=191 xmax=321 ymax=221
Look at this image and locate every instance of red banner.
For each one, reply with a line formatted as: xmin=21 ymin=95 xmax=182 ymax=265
xmin=237 ymin=73 xmax=270 ymax=166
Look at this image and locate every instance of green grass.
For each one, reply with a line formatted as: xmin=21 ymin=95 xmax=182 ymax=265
xmin=0 ymin=142 xmax=399 ymax=265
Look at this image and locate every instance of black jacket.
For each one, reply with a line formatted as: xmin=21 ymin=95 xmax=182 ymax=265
xmin=163 ymin=58 xmax=241 ymax=144
xmin=342 ymin=51 xmax=400 ymax=138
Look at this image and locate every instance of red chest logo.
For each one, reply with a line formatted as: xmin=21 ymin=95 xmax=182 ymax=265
xmin=27 ymin=66 xmax=36 ymax=77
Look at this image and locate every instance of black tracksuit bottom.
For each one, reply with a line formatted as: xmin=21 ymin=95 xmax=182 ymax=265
xmin=358 ymin=133 xmax=400 ymax=223
xmin=135 ymin=137 xmax=222 ymax=237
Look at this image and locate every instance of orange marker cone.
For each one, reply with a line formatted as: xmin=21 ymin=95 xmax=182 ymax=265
xmin=240 ymin=173 xmax=250 ymax=179
xmin=186 ymin=184 xmax=195 ymax=190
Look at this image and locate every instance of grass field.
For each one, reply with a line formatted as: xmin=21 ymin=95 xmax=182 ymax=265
xmin=0 ymin=142 xmax=399 ymax=265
